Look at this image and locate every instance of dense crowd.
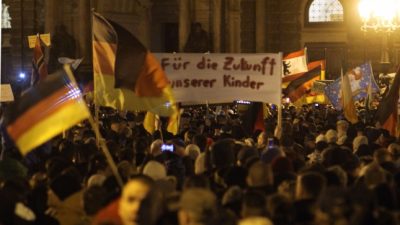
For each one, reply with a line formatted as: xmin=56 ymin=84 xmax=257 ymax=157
xmin=0 ymin=103 xmax=399 ymax=225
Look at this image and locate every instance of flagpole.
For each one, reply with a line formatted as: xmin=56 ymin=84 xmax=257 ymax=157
xmin=90 ymin=9 xmax=101 ymax=148
xmin=158 ymin=115 xmax=164 ymax=142
xmin=276 ymin=52 xmax=283 ymax=139
xmin=64 ymin=65 xmax=124 ymax=188
xmin=87 ymin=115 xmax=124 ymax=187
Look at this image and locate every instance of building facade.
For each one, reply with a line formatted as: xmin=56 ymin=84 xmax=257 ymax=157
xmin=2 ymin=0 xmax=400 ymax=87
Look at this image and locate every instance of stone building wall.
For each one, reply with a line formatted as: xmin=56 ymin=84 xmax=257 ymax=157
xmin=4 ymin=0 xmax=400 ymax=85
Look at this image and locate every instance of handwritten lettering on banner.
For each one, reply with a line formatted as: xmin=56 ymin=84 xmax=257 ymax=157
xmin=155 ymin=53 xmax=282 ymax=104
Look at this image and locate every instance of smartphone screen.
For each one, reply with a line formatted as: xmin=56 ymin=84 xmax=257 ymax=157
xmin=268 ymin=138 xmax=274 ymax=149
xmin=161 ymin=144 xmax=174 ymax=152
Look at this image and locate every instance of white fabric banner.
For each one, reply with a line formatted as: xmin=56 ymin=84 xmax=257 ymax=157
xmin=155 ymin=53 xmax=282 ymax=104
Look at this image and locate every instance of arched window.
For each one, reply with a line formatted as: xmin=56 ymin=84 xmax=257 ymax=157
xmin=307 ymin=0 xmax=344 ymax=23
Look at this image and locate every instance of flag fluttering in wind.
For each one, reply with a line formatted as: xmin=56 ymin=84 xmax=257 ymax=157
xmin=325 ymin=62 xmax=379 ymax=110
xmin=283 ymin=60 xmax=324 ymax=103
xmin=31 ymin=34 xmax=48 ymax=85
xmin=92 ymin=12 xmax=176 ymax=116
xmin=143 ymin=111 xmax=161 ymax=134
xmin=375 ymin=67 xmax=400 ymax=137
xmin=167 ymin=106 xmax=181 ymax=135
xmin=282 ymin=48 xmax=308 ymax=77
xmin=341 ymin=68 xmax=358 ymax=124
xmin=1 ymin=65 xmax=90 ymax=155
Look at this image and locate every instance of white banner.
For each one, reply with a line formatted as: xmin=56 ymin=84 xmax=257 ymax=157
xmin=155 ymin=53 xmax=282 ymax=104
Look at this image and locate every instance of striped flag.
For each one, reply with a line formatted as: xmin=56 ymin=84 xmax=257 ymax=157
xmin=167 ymin=105 xmax=181 ymax=135
xmin=283 ymin=60 xmax=324 ymax=103
xmin=341 ymin=68 xmax=358 ymax=124
xmin=31 ymin=34 xmax=48 ymax=85
xmin=375 ymin=67 xmax=400 ymax=137
xmin=1 ymin=65 xmax=90 ymax=155
xmin=241 ymin=102 xmax=265 ymax=135
xmin=92 ymin=12 xmax=176 ymax=116
xmin=283 ymin=48 xmax=308 ymax=76
xmin=143 ymin=111 xmax=161 ymax=134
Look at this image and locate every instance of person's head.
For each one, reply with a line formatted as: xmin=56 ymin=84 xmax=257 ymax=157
xmin=266 ymin=194 xmax=292 ymax=225
xmin=360 ymin=162 xmax=388 ymax=189
xmin=150 ymin=139 xmax=163 ymax=156
xmin=83 ymin=185 xmax=107 ymax=216
xmin=295 ymin=172 xmax=326 ymax=200
xmin=353 ymin=136 xmax=368 ymax=152
xmin=325 ymin=129 xmax=338 ymax=144
xmin=142 ymin=160 xmax=167 ymax=181
xmin=49 ymin=167 xmax=82 ymax=201
xmin=247 ymin=161 xmax=273 ymax=187
xmin=336 ymin=120 xmax=349 ymax=135
xmin=184 ymin=130 xmax=197 ymax=145
xmin=237 ymin=146 xmax=259 ymax=167
xmin=183 ymin=175 xmax=210 ymax=190
xmin=388 ymin=143 xmax=400 ymax=160
xmin=241 ymin=191 xmax=267 ymax=218
xmin=178 ymin=188 xmax=217 ymax=225
xmin=193 ymin=134 xmax=207 ymax=152
xmin=118 ymin=175 xmax=162 ymax=225
xmin=238 ymin=217 xmax=273 ymax=225
xmin=210 ymin=139 xmax=235 ymax=169
xmin=185 ymin=144 xmax=201 ymax=161
xmin=172 ymin=138 xmax=186 ymax=157
xmin=373 ymin=148 xmax=392 ymax=164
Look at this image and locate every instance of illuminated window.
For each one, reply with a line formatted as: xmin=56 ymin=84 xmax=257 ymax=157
xmin=308 ymin=0 xmax=344 ymax=23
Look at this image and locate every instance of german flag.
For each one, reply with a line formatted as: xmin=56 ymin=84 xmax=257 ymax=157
xmin=1 ymin=65 xmax=90 ymax=155
xmin=375 ymin=67 xmax=400 ymax=137
xmin=31 ymin=34 xmax=48 ymax=85
xmin=283 ymin=60 xmax=324 ymax=103
xmin=92 ymin=12 xmax=176 ymax=116
xmin=241 ymin=102 xmax=265 ymax=135
xmin=341 ymin=69 xmax=358 ymax=124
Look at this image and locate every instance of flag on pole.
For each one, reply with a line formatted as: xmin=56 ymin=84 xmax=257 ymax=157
xmin=282 ymin=48 xmax=308 ymax=76
xmin=241 ymin=102 xmax=265 ymax=135
xmin=92 ymin=12 xmax=176 ymax=116
xmin=31 ymin=34 xmax=48 ymax=85
xmin=341 ymin=68 xmax=358 ymax=124
xmin=365 ymin=72 xmax=373 ymax=109
xmin=1 ymin=65 xmax=90 ymax=155
xmin=167 ymin=106 xmax=181 ymax=135
xmin=143 ymin=111 xmax=161 ymax=134
xmin=325 ymin=62 xmax=379 ymax=110
xmin=283 ymin=60 xmax=323 ymax=103
xmin=375 ymin=67 xmax=400 ymax=137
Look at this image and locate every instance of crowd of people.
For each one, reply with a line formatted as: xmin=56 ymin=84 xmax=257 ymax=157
xmin=0 ymin=102 xmax=399 ymax=225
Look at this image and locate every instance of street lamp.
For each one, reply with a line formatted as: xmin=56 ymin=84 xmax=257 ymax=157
xmin=358 ymin=0 xmax=400 ymax=71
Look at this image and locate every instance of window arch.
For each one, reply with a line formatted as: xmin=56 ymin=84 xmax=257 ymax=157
xmin=306 ymin=0 xmax=344 ymax=23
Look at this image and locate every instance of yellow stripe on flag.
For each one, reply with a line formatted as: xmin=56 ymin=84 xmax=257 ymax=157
xmin=167 ymin=107 xmax=180 ymax=135
xmin=94 ymin=73 xmax=175 ymax=116
xmin=16 ymin=100 xmax=89 ymax=155
xmin=144 ymin=111 xmax=157 ymax=134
